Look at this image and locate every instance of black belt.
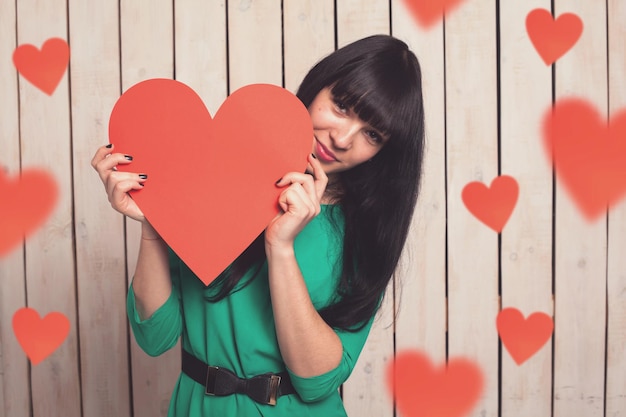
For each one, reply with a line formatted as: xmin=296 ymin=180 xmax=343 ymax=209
xmin=181 ymin=349 xmax=296 ymax=406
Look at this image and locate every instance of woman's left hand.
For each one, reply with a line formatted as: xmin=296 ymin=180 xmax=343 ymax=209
xmin=265 ymin=154 xmax=328 ymax=250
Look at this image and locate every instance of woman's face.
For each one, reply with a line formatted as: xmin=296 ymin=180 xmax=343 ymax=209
xmin=309 ymin=88 xmax=387 ymax=176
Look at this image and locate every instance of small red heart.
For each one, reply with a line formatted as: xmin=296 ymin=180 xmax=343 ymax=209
xmin=462 ymin=175 xmax=519 ymax=233
xmin=526 ymin=8 xmax=583 ymax=65
xmin=0 ymin=168 xmax=58 ymax=257
xmin=543 ymin=98 xmax=626 ymax=220
xmin=109 ymin=79 xmax=312 ymax=285
xmin=12 ymin=307 xmax=70 ymax=365
xmin=387 ymin=350 xmax=483 ymax=417
xmin=12 ymin=38 xmax=70 ymax=95
xmin=402 ymin=0 xmax=466 ymax=29
xmin=497 ymin=308 xmax=553 ymax=366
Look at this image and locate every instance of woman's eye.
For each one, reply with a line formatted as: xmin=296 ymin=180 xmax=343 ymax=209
xmin=334 ymin=100 xmax=348 ymax=113
xmin=365 ymin=130 xmax=383 ymax=145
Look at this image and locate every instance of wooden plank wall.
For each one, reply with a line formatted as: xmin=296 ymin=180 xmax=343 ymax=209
xmin=0 ymin=1 xmax=624 ymax=416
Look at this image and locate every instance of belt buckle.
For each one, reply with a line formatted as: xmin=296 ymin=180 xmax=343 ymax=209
xmin=205 ymin=366 xmax=220 ymax=396
xmin=267 ymin=374 xmax=281 ymax=406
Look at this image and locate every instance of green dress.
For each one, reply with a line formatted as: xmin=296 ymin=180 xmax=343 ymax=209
xmin=127 ymin=205 xmax=376 ymax=416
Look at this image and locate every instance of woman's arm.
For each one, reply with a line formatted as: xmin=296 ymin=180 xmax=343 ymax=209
xmin=265 ymin=154 xmax=343 ymax=377
xmin=91 ymin=144 xmax=172 ymax=320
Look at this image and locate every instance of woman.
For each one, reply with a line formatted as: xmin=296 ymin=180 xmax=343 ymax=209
xmin=92 ymin=34 xmax=424 ymax=416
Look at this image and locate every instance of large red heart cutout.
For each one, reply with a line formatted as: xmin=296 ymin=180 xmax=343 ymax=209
xmin=543 ymin=98 xmax=626 ymax=220
xmin=109 ymin=79 xmax=312 ymax=285
xmin=0 ymin=168 xmax=58 ymax=257
xmin=13 ymin=307 xmax=70 ymax=365
xmin=526 ymin=9 xmax=583 ymax=66
xmin=462 ymin=175 xmax=519 ymax=233
xmin=12 ymin=37 xmax=70 ymax=95
xmin=387 ymin=350 xmax=483 ymax=417
xmin=497 ymin=307 xmax=553 ymax=366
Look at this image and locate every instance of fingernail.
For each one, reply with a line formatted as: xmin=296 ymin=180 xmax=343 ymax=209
xmin=139 ymin=174 xmax=148 ymax=179
xmin=124 ymin=155 xmax=133 ymax=161
xmin=106 ymin=144 xmax=113 ymax=149
xmin=311 ymin=153 xmax=317 ymax=159
xmin=275 ymin=178 xmax=282 ymax=185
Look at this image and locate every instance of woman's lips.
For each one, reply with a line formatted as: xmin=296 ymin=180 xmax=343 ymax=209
xmin=315 ymin=140 xmax=338 ymax=163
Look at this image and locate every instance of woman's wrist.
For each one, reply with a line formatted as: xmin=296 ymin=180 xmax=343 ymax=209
xmin=141 ymin=221 xmax=161 ymax=240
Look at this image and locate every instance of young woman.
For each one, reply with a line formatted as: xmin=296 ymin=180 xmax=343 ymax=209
xmin=92 ymin=34 xmax=424 ymax=417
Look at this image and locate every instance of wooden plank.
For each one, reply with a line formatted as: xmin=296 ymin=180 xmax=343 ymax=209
xmin=606 ymin=0 xmax=626 ymax=415
xmin=444 ymin=0 xmax=500 ymax=416
xmin=335 ymin=3 xmax=393 ymax=416
xmin=227 ymin=0 xmax=282 ymax=91
xmin=283 ymin=0 xmax=335 ymax=93
xmin=552 ymin=1 xmax=607 ymax=416
xmin=390 ymin=0 xmax=447 ymax=365
xmin=335 ymin=0 xmax=389 ymax=47
xmin=15 ymin=0 xmax=82 ymax=416
xmin=174 ymin=0 xmax=227 ymax=115
xmin=499 ymin=1 xmax=554 ymax=417
xmin=0 ymin=2 xmax=30 ymax=416
xmin=119 ymin=1 xmax=177 ymax=416
xmin=68 ymin=0 xmax=131 ymax=416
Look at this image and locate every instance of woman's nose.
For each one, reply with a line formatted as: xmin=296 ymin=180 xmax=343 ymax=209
xmin=330 ymin=121 xmax=359 ymax=149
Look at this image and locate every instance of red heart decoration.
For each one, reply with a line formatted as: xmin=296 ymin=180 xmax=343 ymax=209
xmin=0 ymin=168 xmax=58 ymax=257
xmin=526 ymin=8 xmax=583 ymax=65
xmin=387 ymin=350 xmax=483 ymax=417
xmin=497 ymin=307 xmax=553 ymax=366
xmin=543 ymin=98 xmax=626 ymax=220
xmin=12 ymin=37 xmax=70 ymax=95
xmin=402 ymin=0 xmax=467 ymax=29
xmin=13 ymin=307 xmax=70 ymax=365
xmin=109 ymin=79 xmax=312 ymax=285
xmin=462 ymin=175 xmax=519 ymax=233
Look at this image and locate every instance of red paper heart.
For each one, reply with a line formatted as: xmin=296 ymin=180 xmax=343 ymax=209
xmin=13 ymin=307 xmax=70 ymax=365
xmin=12 ymin=37 xmax=70 ymax=95
xmin=402 ymin=0 xmax=466 ymax=29
xmin=109 ymin=79 xmax=312 ymax=285
xmin=387 ymin=350 xmax=483 ymax=417
xmin=462 ymin=175 xmax=519 ymax=233
xmin=497 ymin=307 xmax=553 ymax=365
xmin=0 ymin=168 xmax=58 ymax=257
xmin=543 ymin=98 xmax=626 ymax=220
xmin=526 ymin=8 xmax=583 ymax=65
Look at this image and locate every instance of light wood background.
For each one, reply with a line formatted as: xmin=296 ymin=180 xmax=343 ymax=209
xmin=1 ymin=1 xmax=625 ymax=416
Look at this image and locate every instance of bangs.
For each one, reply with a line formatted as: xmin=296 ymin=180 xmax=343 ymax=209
xmin=329 ymin=53 xmax=420 ymax=144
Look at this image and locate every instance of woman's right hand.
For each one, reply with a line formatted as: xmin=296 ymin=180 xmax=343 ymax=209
xmin=91 ymin=144 xmax=147 ymax=223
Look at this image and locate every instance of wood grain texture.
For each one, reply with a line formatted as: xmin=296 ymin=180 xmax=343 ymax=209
xmin=499 ymin=1 xmax=554 ymax=416
xmin=0 ymin=1 xmax=30 ymax=415
xmin=227 ymin=0 xmax=282 ymax=91
xmin=283 ymin=0 xmax=335 ymax=93
xmin=444 ymin=1 xmax=500 ymax=416
xmin=606 ymin=0 xmax=626 ymax=415
xmin=16 ymin=0 xmax=82 ymax=415
xmin=553 ymin=1 xmax=608 ymax=416
xmin=69 ymin=0 xmax=131 ymax=415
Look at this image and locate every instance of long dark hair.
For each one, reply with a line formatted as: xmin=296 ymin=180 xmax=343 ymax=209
xmin=205 ymin=35 xmax=425 ymax=331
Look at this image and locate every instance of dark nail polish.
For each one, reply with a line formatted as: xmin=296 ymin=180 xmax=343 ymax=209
xmin=124 ymin=155 xmax=133 ymax=161
xmin=311 ymin=153 xmax=317 ymax=159
xmin=106 ymin=144 xmax=113 ymax=149
xmin=139 ymin=174 xmax=148 ymax=179
xmin=275 ymin=178 xmax=282 ymax=185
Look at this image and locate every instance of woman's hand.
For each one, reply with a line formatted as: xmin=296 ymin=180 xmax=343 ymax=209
xmin=265 ymin=154 xmax=328 ymax=251
xmin=91 ymin=144 xmax=148 ymax=223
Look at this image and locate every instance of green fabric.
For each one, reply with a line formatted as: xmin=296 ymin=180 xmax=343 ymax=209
xmin=127 ymin=205 xmax=375 ymax=416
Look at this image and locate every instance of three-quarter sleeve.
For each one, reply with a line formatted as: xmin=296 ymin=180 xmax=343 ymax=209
xmin=127 ymin=247 xmax=184 ymax=357
xmin=286 ymin=314 xmax=376 ymax=402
